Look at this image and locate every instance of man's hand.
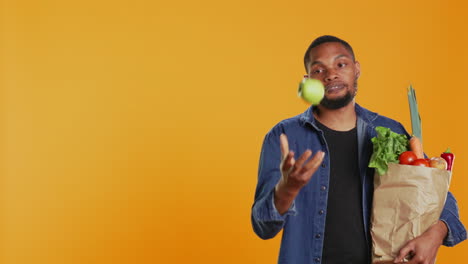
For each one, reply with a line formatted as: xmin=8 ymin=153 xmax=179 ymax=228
xmin=394 ymin=221 xmax=448 ymax=264
xmin=274 ymin=133 xmax=325 ymax=215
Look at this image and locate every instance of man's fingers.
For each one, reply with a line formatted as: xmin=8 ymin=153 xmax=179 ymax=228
xmin=405 ymin=255 xmax=419 ymax=264
xmin=394 ymin=244 xmax=413 ymax=263
xmin=280 ymin=134 xmax=289 ymax=159
xmin=303 ymin=151 xmax=325 ymax=172
xmin=292 ymin=150 xmax=312 ymax=174
xmin=281 ymin=151 xmax=295 ymax=172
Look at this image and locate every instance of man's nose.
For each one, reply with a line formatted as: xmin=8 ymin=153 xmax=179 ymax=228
xmin=325 ymin=70 xmax=338 ymax=82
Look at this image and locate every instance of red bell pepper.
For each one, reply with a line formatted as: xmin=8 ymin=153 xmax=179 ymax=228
xmin=441 ymin=148 xmax=455 ymax=171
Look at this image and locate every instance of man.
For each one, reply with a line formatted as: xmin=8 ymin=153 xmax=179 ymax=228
xmin=251 ymin=35 xmax=466 ymax=264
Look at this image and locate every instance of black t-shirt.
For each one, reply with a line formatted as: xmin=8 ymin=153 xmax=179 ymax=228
xmin=316 ymin=121 xmax=369 ymax=264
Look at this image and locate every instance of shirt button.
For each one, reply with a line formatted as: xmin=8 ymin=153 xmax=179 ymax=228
xmin=321 ymin=163 xmax=326 ymax=168
xmin=319 ymin=210 xmax=324 ymax=215
xmin=315 ymin=257 xmax=321 ymax=262
xmin=321 ymin=185 xmax=327 ymax=191
xmin=315 ymin=233 xmax=321 ymax=238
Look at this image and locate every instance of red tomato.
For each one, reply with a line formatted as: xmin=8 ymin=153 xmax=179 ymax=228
xmin=399 ymin=151 xmax=417 ymax=165
xmin=411 ymin=159 xmax=430 ymax=167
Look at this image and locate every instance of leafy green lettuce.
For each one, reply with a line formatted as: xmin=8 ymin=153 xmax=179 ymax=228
xmin=369 ymin=126 xmax=409 ymax=175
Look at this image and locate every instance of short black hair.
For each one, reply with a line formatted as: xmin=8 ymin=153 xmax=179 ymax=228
xmin=303 ymin=35 xmax=355 ymax=72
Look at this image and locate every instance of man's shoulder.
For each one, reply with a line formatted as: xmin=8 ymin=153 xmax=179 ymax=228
xmin=357 ymin=104 xmax=408 ymax=135
xmin=264 ymin=109 xmax=311 ymax=137
xmin=267 ymin=115 xmax=303 ymax=133
xmin=373 ymin=113 xmax=402 ymax=126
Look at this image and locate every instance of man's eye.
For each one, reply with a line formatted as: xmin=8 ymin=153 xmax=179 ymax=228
xmin=338 ymin=63 xmax=347 ymax=68
xmin=313 ymin=69 xmax=323 ymax=74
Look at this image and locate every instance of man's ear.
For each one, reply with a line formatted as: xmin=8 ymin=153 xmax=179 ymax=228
xmin=355 ymin=61 xmax=361 ymax=79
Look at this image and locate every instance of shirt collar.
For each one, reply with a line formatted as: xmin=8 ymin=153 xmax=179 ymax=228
xmin=299 ymin=103 xmax=379 ymax=127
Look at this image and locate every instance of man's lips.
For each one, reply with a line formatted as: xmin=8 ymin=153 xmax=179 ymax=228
xmin=325 ymin=83 xmax=347 ymax=93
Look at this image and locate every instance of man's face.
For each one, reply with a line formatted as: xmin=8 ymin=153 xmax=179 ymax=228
xmin=306 ymin=42 xmax=361 ymax=109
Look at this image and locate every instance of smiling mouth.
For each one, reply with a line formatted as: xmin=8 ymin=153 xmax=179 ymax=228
xmin=325 ymin=83 xmax=346 ymax=93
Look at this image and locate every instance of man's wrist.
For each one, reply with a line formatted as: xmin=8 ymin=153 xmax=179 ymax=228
xmin=431 ymin=220 xmax=449 ymax=243
xmin=274 ymin=180 xmax=299 ymax=215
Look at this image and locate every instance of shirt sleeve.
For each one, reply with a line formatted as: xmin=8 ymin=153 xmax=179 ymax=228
xmin=251 ymin=127 xmax=297 ymax=240
xmin=439 ymin=191 xmax=467 ymax=246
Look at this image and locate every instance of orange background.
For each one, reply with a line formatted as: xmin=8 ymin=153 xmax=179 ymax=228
xmin=2 ymin=0 xmax=468 ymax=263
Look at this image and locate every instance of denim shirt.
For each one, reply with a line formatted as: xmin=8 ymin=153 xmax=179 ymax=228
xmin=251 ymin=104 xmax=466 ymax=264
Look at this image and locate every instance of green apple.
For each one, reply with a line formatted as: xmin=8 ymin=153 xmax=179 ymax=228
xmin=298 ymin=78 xmax=325 ymax=105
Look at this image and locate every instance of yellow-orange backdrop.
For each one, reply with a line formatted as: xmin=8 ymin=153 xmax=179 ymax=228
xmin=2 ymin=0 xmax=468 ymax=263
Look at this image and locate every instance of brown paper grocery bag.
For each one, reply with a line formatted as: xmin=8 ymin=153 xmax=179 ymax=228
xmin=371 ymin=163 xmax=451 ymax=263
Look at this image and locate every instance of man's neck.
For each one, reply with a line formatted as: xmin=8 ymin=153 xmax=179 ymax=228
xmin=313 ymin=101 xmax=357 ymax=131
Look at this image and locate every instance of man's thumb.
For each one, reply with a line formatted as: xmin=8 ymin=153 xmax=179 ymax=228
xmin=394 ymin=244 xmax=412 ymax=263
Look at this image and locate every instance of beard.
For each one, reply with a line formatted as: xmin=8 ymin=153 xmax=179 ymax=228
xmin=319 ymin=80 xmax=358 ymax=110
